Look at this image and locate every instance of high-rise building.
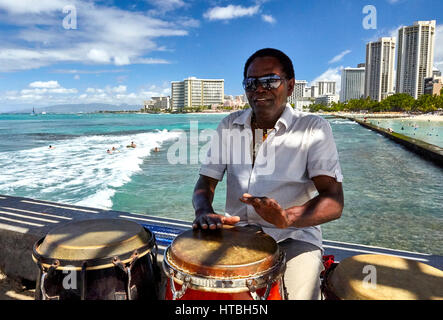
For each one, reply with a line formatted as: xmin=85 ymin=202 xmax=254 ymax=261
xmin=424 ymin=76 xmax=442 ymax=96
xmin=315 ymin=94 xmax=339 ymax=107
xmin=288 ymin=80 xmax=307 ymax=104
xmin=364 ymin=37 xmax=396 ymax=102
xmin=144 ymin=96 xmax=170 ymax=111
xmin=171 ymin=77 xmax=224 ymax=109
xmin=317 ymin=81 xmax=336 ymax=95
xmin=310 ymin=85 xmax=319 ymax=98
xmin=340 ymin=66 xmax=365 ymax=102
xmin=396 ymin=20 xmax=436 ymax=99
xmin=433 ymin=67 xmax=442 ymax=78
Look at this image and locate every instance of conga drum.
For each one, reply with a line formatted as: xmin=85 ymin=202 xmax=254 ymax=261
xmin=322 ymin=254 xmax=443 ymax=300
xmin=32 ymin=218 xmax=160 ymax=300
xmin=162 ymin=225 xmax=286 ymax=300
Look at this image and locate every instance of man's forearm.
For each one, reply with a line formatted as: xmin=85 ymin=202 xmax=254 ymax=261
xmin=192 ymin=176 xmax=218 ymax=216
xmin=192 ymin=189 xmax=215 ymax=215
xmin=285 ymin=192 xmax=343 ymax=228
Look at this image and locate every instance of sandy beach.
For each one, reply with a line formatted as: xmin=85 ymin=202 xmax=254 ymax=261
xmin=397 ymin=114 xmax=443 ymax=122
xmin=328 ymin=112 xmax=443 ymax=122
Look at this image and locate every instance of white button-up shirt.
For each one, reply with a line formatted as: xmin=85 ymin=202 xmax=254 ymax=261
xmin=199 ymin=105 xmax=343 ymax=250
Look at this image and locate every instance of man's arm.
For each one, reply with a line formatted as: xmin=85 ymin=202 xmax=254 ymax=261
xmin=192 ymin=174 xmax=240 ymax=230
xmin=240 ymin=175 xmax=343 ymax=229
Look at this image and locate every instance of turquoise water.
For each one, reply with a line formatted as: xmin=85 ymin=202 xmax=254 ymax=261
xmin=0 ymin=113 xmax=442 ymax=255
xmin=365 ymin=118 xmax=443 ymax=148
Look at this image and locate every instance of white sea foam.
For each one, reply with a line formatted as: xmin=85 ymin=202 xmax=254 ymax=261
xmin=0 ymin=129 xmax=181 ymax=210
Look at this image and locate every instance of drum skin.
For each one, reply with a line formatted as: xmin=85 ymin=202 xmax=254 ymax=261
xmin=33 ymin=218 xmax=160 ymax=300
xmin=163 ymin=225 xmax=286 ymax=300
xmin=322 ymin=254 xmax=443 ymax=300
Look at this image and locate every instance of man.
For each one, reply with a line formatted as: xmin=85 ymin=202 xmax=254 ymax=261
xmin=192 ymin=48 xmax=344 ymax=300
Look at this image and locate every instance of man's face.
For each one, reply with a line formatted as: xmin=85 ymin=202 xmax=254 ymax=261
xmin=245 ymin=56 xmax=294 ymax=120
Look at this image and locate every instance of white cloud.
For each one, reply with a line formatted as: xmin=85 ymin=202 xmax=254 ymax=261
xmin=29 ymin=80 xmax=61 ymax=89
xmin=146 ymin=0 xmax=186 ymax=15
xmin=310 ymin=66 xmax=343 ymax=93
xmin=0 ymin=1 xmax=194 ymax=72
xmin=0 ymin=0 xmax=71 ymax=14
xmin=204 ymin=5 xmax=260 ymax=21
xmin=261 ymin=14 xmax=275 ymax=24
xmin=112 ymin=85 xmax=127 ymax=94
xmin=87 ymin=49 xmax=111 ymax=64
xmin=328 ymin=50 xmax=351 ymax=64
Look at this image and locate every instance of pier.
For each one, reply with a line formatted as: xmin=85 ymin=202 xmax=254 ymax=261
xmin=0 ymin=194 xmax=441 ymax=290
xmin=333 ymin=115 xmax=443 ymax=167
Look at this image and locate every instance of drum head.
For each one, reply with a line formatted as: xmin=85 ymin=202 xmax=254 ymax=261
xmin=34 ymin=218 xmax=154 ymax=267
xmin=328 ymin=254 xmax=443 ymax=300
xmin=168 ymin=225 xmax=279 ymax=278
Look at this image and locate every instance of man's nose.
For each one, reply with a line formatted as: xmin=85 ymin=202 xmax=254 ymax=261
xmin=254 ymin=81 xmax=267 ymax=92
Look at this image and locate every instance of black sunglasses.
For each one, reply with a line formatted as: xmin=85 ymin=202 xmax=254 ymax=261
xmin=242 ymin=74 xmax=285 ymax=92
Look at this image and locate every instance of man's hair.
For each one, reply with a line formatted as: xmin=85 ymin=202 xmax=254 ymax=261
xmin=243 ymin=48 xmax=295 ymax=80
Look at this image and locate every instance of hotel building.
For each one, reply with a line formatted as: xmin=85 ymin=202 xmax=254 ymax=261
xmin=171 ymin=77 xmax=224 ymax=109
xmin=396 ymin=20 xmax=436 ymax=99
xmin=340 ymin=66 xmax=366 ymax=102
xmin=364 ymin=37 xmax=396 ymax=101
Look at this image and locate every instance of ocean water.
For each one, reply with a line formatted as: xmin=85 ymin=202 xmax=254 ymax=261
xmin=0 ymin=112 xmax=442 ymax=255
xmin=366 ymin=118 xmax=443 ymax=148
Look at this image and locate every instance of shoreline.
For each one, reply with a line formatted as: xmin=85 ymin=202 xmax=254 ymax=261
xmin=326 ymin=112 xmax=443 ymax=122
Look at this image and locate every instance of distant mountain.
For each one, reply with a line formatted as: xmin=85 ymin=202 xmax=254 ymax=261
xmin=4 ymin=103 xmax=142 ymax=114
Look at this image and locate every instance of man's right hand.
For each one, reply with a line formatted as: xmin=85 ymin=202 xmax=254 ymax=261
xmin=192 ymin=212 xmax=240 ymax=230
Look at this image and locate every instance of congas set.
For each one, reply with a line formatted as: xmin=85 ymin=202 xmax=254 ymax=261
xmin=32 ymin=218 xmax=160 ymax=300
xmin=162 ymin=225 xmax=286 ymax=300
xmin=322 ymin=254 xmax=443 ymax=300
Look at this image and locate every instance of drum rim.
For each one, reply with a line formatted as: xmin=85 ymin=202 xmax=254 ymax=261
xmin=32 ymin=226 xmax=156 ymax=271
xmin=162 ymin=244 xmax=286 ymax=293
xmin=169 ymin=226 xmax=280 ymax=277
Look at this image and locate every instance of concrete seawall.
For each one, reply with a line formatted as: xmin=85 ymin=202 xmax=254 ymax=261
xmin=335 ymin=116 xmax=443 ymax=168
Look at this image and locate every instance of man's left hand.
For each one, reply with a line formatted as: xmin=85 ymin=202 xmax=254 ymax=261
xmin=239 ymin=193 xmax=293 ymax=228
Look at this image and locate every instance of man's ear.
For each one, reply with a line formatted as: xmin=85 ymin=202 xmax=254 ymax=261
xmin=286 ymin=78 xmax=295 ymax=97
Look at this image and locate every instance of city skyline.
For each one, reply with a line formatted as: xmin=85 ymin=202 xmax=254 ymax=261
xmin=0 ymin=1 xmax=442 ymax=112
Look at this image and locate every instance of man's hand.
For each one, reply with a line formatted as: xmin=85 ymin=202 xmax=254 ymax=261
xmin=239 ymin=193 xmax=292 ymax=228
xmin=239 ymin=175 xmax=343 ymax=229
xmin=192 ymin=175 xmax=240 ymax=230
xmin=192 ymin=211 xmax=240 ymax=230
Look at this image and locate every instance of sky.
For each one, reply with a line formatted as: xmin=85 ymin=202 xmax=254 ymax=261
xmin=0 ymin=0 xmax=442 ymax=112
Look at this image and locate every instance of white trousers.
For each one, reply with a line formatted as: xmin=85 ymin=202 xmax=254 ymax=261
xmin=278 ymin=239 xmax=324 ymax=300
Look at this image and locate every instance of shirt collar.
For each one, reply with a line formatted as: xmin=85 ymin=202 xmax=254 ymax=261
xmin=232 ymin=103 xmax=294 ymax=131
xmin=233 ymin=107 xmax=253 ymax=128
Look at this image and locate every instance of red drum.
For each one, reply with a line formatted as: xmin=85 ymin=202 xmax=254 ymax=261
xmin=162 ymin=225 xmax=286 ymax=300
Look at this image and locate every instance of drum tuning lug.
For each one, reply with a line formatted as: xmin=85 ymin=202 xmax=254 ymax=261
xmin=246 ymin=279 xmax=257 ymax=292
xmin=52 ymin=260 xmax=60 ymax=268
